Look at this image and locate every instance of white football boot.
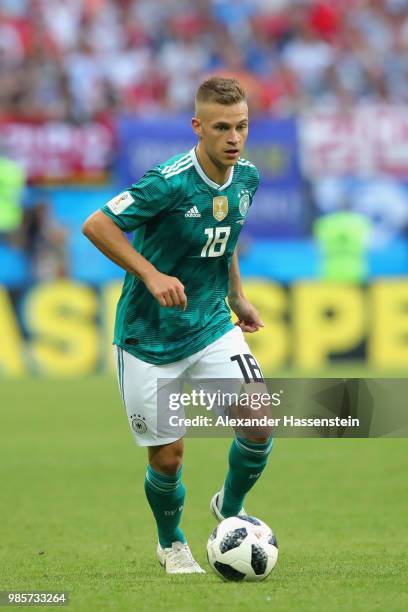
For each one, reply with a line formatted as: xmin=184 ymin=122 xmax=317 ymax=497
xmin=210 ymin=488 xmax=246 ymax=522
xmin=157 ymin=541 xmax=205 ymax=574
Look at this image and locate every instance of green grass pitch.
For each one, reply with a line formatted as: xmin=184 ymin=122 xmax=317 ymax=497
xmin=1 ymin=377 xmax=407 ymax=611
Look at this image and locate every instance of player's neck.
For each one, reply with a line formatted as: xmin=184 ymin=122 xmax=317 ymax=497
xmin=195 ymin=144 xmax=231 ymax=186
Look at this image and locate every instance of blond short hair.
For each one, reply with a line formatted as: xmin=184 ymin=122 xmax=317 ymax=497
xmin=195 ymin=77 xmax=247 ymax=107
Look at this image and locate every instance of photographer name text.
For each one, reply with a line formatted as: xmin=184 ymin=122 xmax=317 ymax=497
xmin=168 ymin=415 xmax=360 ymax=428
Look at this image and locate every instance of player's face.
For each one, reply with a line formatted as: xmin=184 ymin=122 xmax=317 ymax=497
xmin=193 ymin=101 xmax=249 ymax=167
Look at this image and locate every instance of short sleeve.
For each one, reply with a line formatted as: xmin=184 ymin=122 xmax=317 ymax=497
xmin=100 ymin=169 xmax=174 ymax=232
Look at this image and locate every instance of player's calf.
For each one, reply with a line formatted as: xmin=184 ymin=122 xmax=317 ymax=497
xmin=215 ymin=434 xmax=273 ymax=519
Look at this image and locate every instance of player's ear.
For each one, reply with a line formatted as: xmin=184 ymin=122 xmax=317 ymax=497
xmin=192 ymin=117 xmax=202 ymax=137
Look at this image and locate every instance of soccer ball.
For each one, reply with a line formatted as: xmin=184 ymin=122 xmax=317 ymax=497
xmin=207 ymin=515 xmax=278 ymax=581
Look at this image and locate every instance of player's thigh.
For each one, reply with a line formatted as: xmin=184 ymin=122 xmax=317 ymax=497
xmin=191 ymin=326 xmax=264 ymax=382
xmin=189 ymin=327 xmax=272 ymax=439
xmin=114 ymin=346 xmax=187 ymax=447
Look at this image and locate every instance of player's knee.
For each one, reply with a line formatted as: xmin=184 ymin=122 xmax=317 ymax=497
xmin=239 ymin=428 xmax=274 ymax=445
xmin=151 ymin=456 xmax=183 ymax=475
xmin=238 ymin=423 xmax=273 ymax=443
xmin=149 ymin=444 xmax=184 ymax=475
xmin=257 ymin=425 xmax=274 ymax=442
xmin=243 ymin=434 xmax=272 ymax=445
xmin=148 ymin=438 xmax=184 ymax=475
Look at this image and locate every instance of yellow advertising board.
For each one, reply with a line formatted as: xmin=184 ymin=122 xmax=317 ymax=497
xmin=1 ymin=279 xmax=408 ymax=376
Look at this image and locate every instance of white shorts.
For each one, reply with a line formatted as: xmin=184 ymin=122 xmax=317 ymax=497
xmin=114 ymin=326 xmax=264 ymax=447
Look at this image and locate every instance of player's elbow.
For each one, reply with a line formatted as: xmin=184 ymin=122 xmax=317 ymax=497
xmin=82 ymin=212 xmax=103 ymax=241
xmin=82 ymin=216 xmax=94 ymax=240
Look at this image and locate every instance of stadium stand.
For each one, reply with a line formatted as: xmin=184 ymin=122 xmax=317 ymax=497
xmin=0 ymin=0 xmax=407 ymax=119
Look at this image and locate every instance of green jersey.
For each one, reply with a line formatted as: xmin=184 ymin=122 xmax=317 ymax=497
xmin=101 ymin=147 xmax=260 ymax=364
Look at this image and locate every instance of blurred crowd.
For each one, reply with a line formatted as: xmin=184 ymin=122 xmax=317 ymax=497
xmin=1 ymin=0 xmax=408 ymax=120
xmin=0 ymin=150 xmax=66 ymax=282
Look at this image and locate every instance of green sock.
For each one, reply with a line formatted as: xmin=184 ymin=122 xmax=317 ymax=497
xmin=220 ymin=435 xmax=273 ymax=518
xmin=144 ymin=465 xmax=186 ymax=549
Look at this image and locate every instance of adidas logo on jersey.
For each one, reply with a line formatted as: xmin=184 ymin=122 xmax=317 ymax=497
xmin=185 ymin=206 xmax=201 ymax=218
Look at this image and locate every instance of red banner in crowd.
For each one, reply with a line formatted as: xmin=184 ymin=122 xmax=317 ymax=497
xmin=300 ymin=107 xmax=408 ymax=178
xmin=0 ymin=120 xmax=115 ymax=183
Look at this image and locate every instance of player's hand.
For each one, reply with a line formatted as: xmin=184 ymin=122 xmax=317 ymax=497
xmin=143 ymin=270 xmax=187 ymax=310
xmin=228 ymin=295 xmax=264 ymax=333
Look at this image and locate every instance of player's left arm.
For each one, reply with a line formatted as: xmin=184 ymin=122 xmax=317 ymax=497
xmin=228 ymin=249 xmax=264 ymax=333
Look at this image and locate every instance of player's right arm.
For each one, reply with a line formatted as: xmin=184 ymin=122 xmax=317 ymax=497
xmin=82 ymin=176 xmax=187 ymax=310
xmin=82 ymin=212 xmax=186 ymax=309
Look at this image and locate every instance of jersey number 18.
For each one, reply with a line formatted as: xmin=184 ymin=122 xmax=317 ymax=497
xmin=201 ymin=227 xmax=230 ymax=257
